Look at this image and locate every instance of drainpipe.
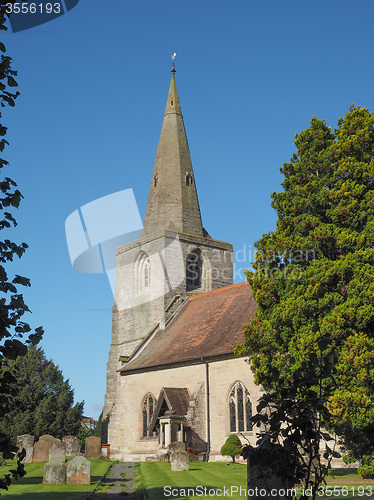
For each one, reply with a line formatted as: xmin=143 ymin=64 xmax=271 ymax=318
xmin=201 ymin=357 xmax=210 ymax=461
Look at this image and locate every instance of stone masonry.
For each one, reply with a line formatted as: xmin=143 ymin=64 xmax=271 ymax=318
xmin=102 ymin=69 xmax=233 ymax=452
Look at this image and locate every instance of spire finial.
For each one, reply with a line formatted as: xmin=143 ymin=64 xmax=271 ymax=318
xmin=171 ymin=52 xmax=176 ymax=73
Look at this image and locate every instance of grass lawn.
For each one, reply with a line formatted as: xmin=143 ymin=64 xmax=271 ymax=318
xmin=317 ymin=468 xmax=374 ymax=500
xmin=137 ymin=462 xmax=374 ymax=500
xmin=0 ymin=458 xmax=113 ymax=499
xmin=138 ymin=461 xmax=247 ymax=500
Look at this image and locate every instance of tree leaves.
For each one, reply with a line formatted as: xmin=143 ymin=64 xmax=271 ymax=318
xmin=237 ymin=105 xmax=374 ymax=495
xmin=0 ymin=2 xmax=44 ymax=492
xmin=6 ymin=76 xmax=17 ymax=88
xmin=0 ymin=348 xmax=83 ymax=442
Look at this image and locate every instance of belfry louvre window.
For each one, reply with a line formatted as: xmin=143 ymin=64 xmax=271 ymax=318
xmin=229 ymin=382 xmax=252 ymax=433
xmin=185 ymin=173 xmax=193 ymax=186
xmin=142 ymin=393 xmax=156 ymax=437
xmin=186 ymin=250 xmax=202 ymax=291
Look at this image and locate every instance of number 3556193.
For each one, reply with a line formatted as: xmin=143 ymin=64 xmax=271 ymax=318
xmin=6 ymin=3 xmax=61 ymax=14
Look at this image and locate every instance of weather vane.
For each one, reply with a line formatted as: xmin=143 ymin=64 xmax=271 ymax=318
xmin=171 ymin=52 xmax=176 ymax=71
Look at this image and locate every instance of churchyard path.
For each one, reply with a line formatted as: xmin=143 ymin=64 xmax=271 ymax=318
xmin=92 ymin=462 xmax=141 ymax=498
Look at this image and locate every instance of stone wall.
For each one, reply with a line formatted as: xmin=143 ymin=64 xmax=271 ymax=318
xmin=108 ymin=356 xmax=261 ymax=461
xmin=103 ymin=229 xmax=233 ymax=448
xmin=186 ymin=382 xmax=207 ymax=454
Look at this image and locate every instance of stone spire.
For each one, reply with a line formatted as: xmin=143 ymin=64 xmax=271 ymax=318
xmin=142 ymin=66 xmax=204 ymax=237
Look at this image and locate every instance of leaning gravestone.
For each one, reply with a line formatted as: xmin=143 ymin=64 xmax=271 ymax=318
xmin=43 ymin=461 xmax=66 ymax=484
xmin=62 ymin=435 xmax=80 ymax=457
xmin=16 ymin=434 xmax=34 ymax=463
xmin=33 ymin=441 xmax=50 ymax=462
xmin=39 ymin=434 xmax=56 ymax=444
xmin=66 ymin=456 xmax=91 ymax=484
xmin=49 ymin=439 xmax=65 ymax=462
xmin=170 ymin=442 xmax=189 ymax=471
xmin=85 ymin=436 xmax=101 ymax=459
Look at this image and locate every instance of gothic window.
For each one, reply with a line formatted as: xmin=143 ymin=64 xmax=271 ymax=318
xmin=185 ymin=173 xmax=193 ymax=186
xmin=135 ymin=252 xmax=151 ymax=293
xmin=142 ymin=393 xmax=156 ymax=437
xmin=229 ymin=382 xmax=252 ymax=433
xmin=186 ymin=250 xmax=202 ymax=291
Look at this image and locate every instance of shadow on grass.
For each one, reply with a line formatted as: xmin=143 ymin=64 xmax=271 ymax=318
xmin=330 ymin=468 xmax=358 ymax=477
xmin=2 ymin=494 xmax=89 ymax=500
xmin=138 ymin=486 xmax=218 ymax=500
xmin=8 ymin=475 xmax=102 ymax=486
xmin=6 ymin=477 xmax=43 ymax=485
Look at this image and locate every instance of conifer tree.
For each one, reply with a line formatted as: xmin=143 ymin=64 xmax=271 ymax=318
xmin=0 ymin=0 xmax=44 ymax=492
xmin=236 ymin=106 xmax=374 ymax=493
xmin=0 ymin=347 xmax=83 ymax=442
xmin=220 ymin=434 xmax=242 ymax=463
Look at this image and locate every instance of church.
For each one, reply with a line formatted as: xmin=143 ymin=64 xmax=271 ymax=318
xmin=102 ymin=65 xmax=261 ymax=461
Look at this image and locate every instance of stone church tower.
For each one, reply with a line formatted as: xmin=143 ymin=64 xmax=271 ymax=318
xmin=102 ymin=67 xmax=233 ymax=448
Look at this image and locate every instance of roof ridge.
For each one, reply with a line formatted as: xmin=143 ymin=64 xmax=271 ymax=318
xmin=188 ymin=281 xmax=248 ymax=300
xmin=163 ymin=387 xmax=190 ymax=390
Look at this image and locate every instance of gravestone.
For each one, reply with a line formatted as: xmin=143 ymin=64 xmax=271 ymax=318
xmin=85 ymin=436 xmax=101 ymax=459
xmin=248 ymin=465 xmax=290 ymax=499
xmin=49 ymin=439 xmax=65 ymax=462
xmin=66 ymin=456 xmax=91 ymax=484
xmin=39 ymin=434 xmax=56 ymax=444
xmin=16 ymin=434 xmax=34 ymax=463
xmin=101 ymin=445 xmax=110 ymax=459
xmin=62 ymin=435 xmax=80 ymax=457
xmin=170 ymin=442 xmax=189 ymax=471
xmin=246 ymin=444 xmax=293 ymax=500
xmin=43 ymin=461 xmax=66 ymax=484
xmin=33 ymin=441 xmax=50 ymax=462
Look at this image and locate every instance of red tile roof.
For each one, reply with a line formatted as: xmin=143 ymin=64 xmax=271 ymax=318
xmin=122 ymin=282 xmax=256 ymax=372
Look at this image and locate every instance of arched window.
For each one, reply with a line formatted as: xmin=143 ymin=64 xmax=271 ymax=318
xmin=229 ymin=382 xmax=252 ymax=433
xmin=186 ymin=250 xmax=202 ymax=291
xmin=185 ymin=173 xmax=193 ymax=186
xmin=135 ymin=252 xmax=151 ymax=293
xmin=142 ymin=393 xmax=156 ymax=437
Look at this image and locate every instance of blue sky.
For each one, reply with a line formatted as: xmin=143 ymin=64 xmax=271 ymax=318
xmin=2 ymin=0 xmax=374 ymax=419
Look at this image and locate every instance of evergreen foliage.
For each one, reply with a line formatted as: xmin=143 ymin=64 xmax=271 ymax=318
xmin=0 ymin=347 xmax=83 ymax=442
xmin=358 ymin=454 xmax=374 ymax=479
xmin=77 ymin=425 xmax=93 ymax=452
xmin=0 ymin=1 xmax=44 ymax=492
xmin=236 ymin=106 xmax=374 ymax=495
xmin=220 ymin=434 xmax=242 ymax=462
xmin=94 ymin=411 xmax=103 ymax=438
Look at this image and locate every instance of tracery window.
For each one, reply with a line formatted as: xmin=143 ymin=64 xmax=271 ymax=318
xmin=142 ymin=393 xmax=156 ymax=437
xmin=229 ymin=382 xmax=252 ymax=433
xmin=186 ymin=250 xmax=202 ymax=291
